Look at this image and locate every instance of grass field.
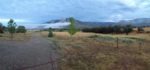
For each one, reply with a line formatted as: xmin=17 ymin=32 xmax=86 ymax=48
xmin=144 ymin=27 xmax=150 ymax=31
xmin=0 ymin=30 xmax=150 ymax=70
xmin=43 ymin=31 xmax=150 ymax=70
xmin=0 ymin=32 xmax=32 ymax=41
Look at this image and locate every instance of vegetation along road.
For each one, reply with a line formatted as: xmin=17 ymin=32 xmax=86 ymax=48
xmin=0 ymin=33 xmax=59 ymax=70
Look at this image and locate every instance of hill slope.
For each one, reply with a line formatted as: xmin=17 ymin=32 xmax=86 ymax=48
xmin=46 ymin=18 xmax=150 ymax=29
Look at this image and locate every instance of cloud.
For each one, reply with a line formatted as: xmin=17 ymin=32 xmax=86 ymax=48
xmin=0 ymin=0 xmax=150 ymax=23
xmin=119 ymin=0 xmax=150 ymax=9
xmin=119 ymin=0 xmax=137 ymax=8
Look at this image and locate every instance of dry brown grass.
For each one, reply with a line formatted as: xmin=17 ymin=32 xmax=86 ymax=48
xmin=47 ymin=31 xmax=150 ymax=70
xmin=40 ymin=31 xmax=95 ymax=38
xmin=50 ymin=31 xmax=150 ymax=41
xmin=134 ymin=27 xmax=150 ymax=33
xmin=144 ymin=27 xmax=150 ymax=31
xmin=0 ymin=32 xmax=32 ymax=41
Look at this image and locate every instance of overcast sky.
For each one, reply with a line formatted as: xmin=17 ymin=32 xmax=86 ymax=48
xmin=0 ymin=0 xmax=150 ymax=23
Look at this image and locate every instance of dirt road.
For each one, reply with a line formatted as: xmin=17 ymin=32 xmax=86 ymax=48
xmin=0 ymin=33 xmax=59 ymax=70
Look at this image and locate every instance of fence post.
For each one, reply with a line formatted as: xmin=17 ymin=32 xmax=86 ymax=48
xmin=116 ymin=37 xmax=119 ymax=48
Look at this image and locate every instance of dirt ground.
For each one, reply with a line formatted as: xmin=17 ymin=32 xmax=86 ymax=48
xmin=0 ymin=32 xmax=59 ymax=70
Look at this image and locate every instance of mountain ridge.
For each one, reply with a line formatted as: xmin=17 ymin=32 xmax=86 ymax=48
xmin=46 ymin=18 xmax=150 ymax=29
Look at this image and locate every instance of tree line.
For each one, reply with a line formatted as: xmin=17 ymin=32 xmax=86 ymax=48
xmin=0 ymin=19 xmax=27 ymax=39
xmin=82 ymin=25 xmax=133 ymax=35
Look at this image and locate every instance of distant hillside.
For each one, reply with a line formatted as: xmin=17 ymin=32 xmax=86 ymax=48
xmin=46 ymin=19 xmax=67 ymax=23
xmin=46 ymin=18 xmax=115 ymax=29
xmin=130 ymin=18 xmax=150 ymax=27
xmin=46 ymin=18 xmax=150 ymax=29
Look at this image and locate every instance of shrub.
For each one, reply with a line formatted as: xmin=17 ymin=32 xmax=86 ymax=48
xmin=16 ymin=26 xmax=27 ymax=33
xmin=0 ymin=23 xmax=5 ymax=33
xmin=123 ymin=25 xmax=133 ymax=35
xmin=48 ymin=28 xmax=53 ymax=37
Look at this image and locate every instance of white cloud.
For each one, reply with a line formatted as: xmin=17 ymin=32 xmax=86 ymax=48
xmin=119 ymin=0 xmax=137 ymax=8
xmin=139 ymin=1 xmax=150 ymax=8
xmin=1 ymin=0 xmax=150 ymax=23
xmin=119 ymin=0 xmax=150 ymax=9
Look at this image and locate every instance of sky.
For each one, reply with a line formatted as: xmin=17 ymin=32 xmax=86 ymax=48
xmin=0 ymin=0 xmax=150 ymax=28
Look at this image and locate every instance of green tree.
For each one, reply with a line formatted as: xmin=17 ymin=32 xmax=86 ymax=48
xmin=16 ymin=26 xmax=27 ymax=34
xmin=113 ymin=25 xmax=122 ymax=34
xmin=68 ymin=17 xmax=77 ymax=36
xmin=48 ymin=28 xmax=53 ymax=37
xmin=8 ymin=19 xmax=17 ymax=39
xmin=123 ymin=25 xmax=133 ymax=35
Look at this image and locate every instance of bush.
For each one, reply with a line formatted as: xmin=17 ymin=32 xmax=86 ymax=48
xmin=0 ymin=29 xmax=4 ymax=33
xmin=16 ymin=26 xmax=27 ymax=33
xmin=0 ymin=23 xmax=5 ymax=33
xmin=48 ymin=28 xmax=53 ymax=37
xmin=123 ymin=25 xmax=133 ymax=35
